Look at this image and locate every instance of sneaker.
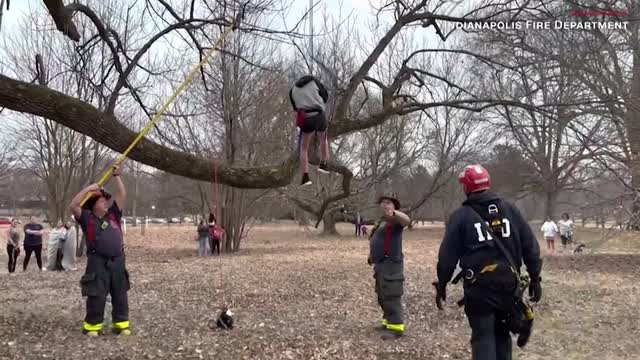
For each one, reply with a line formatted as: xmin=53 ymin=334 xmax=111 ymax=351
xmin=318 ymin=162 xmax=330 ymax=174
xmin=301 ymin=173 xmax=312 ymax=186
xmin=85 ymin=331 xmax=99 ymax=337
xmin=381 ymin=328 xmax=403 ymax=340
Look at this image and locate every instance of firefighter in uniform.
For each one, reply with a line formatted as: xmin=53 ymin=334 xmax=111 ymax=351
xmin=69 ymin=165 xmax=131 ymax=337
xmin=433 ymin=164 xmax=542 ymax=360
xmin=367 ymin=195 xmax=411 ymax=340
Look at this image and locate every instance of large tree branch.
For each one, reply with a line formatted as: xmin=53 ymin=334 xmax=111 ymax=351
xmin=329 ymin=99 xmax=553 ymax=138
xmin=0 ymin=74 xmax=298 ymax=188
xmin=43 ymin=0 xmax=80 ymax=42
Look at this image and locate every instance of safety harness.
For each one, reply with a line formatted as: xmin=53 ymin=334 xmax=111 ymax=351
xmin=384 ymin=222 xmax=393 ymax=257
xmin=453 ymin=202 xmax=535 ymax=347
xmin=369 ymin=218 xmax=395 ymax=259
xmin=86 ymin=211 xmax=122 ymax=254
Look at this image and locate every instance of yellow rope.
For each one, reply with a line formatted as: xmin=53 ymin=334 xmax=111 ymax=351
xmin=80 ymin=21 xmax=238 ymax=206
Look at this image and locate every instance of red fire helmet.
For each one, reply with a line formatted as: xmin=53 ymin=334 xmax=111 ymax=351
xmin=459 ymin=164 xmax=491 ymax=194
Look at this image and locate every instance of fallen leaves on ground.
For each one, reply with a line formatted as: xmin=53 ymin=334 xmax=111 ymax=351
xmin=0 ymin=223 xmax=639 ymax=359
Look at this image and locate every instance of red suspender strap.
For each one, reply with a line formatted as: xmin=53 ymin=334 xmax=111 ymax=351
xmin=384 ymin=223 xmax=393 ymax=257
xmin=108 ymin=212 xmax=122 ymax=232
xmin=296 ymin=110 xmax=305 ymax=128
xmin=87 ymin=215 xmax=95 ymax=245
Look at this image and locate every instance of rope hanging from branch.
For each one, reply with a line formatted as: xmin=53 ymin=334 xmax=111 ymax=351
xmin=79 ymin=2 xmax=248 ymax=207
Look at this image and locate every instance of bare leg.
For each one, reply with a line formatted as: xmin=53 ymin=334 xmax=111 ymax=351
xmin=300 ymin=132 xmax=312 ymax=174
xmin=318 ymin=131 xmax=329 ymax=162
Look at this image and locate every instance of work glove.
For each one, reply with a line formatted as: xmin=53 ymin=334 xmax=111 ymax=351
xmin=432 ymin=281 xmax=446 ymax=310
xmin=528 ymin=277 xmax=542 ymax=302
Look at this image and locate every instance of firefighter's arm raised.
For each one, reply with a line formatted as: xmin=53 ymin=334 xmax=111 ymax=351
xmin=69 ymin=183 xmax=101 ymax=219
xmin=386 ymin=209 xmax=411 ymax=227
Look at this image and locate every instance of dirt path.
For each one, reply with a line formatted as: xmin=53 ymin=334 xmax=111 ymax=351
xmin=0 ymin=224 xmax=638 ymax=359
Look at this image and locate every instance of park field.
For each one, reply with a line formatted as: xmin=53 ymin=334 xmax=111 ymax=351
xmin=0 ymin=223 xmax=639 ymax=359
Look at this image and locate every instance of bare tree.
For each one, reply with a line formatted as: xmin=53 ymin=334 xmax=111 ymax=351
xmin=0 ymin=1 xmax=551 ymax=190
xmin=2 ymin=4 xmax=126 ymax=222
xmin=492 ymin=1 xmax=640 ymax=225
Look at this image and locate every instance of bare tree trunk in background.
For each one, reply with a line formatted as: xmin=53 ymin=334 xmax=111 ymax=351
xmin=626 ymin=15 xmax=640 ymax=230
xmin=196 ymin=182 xmax=208 ymax=217
xmin=0 ymin=0 xmax=5 ymax=34
xmin=297 ymin=211 xmax=310 ymax=226
xmin=321 ymin=209 xmax=338 ymax=236
xmin=130 ymin=162 xmax=140 ymax=226
xmin=218 ymin=8 xmax=251 ymax=253
xmin=544 ymin=190 xmax=558 ymax=220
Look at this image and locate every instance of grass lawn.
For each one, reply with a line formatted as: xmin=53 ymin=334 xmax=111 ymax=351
xmin=0 ymin=223 xmax=639 ymax=359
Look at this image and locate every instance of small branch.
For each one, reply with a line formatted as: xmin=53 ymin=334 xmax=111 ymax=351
xmin=34 ymin=54 xmax=46 ymax=85
xmin=106 ymin=17 xmax=228 ymax=112
xmin=420 ymin=17 xmax=445 ymax=41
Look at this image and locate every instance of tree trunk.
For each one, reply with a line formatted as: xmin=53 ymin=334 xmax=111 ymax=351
xmin=321 ymin=210 xmax=338 ymax=236
xmin=544 ymin=191 xmax=558 ymax=219
xmin=625 ymin=13 xmax=640 ymax=230
xmin=131 ymin=168 xmax=138 ymax=226
xmin=297 ymin=212 xmax=310 ymax=226
xmin=76 ymin=224 xmax=86 ymax=257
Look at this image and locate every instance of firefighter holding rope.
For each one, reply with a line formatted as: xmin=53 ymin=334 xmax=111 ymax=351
xmin=70 ymin=165 xmax=131 ymax=337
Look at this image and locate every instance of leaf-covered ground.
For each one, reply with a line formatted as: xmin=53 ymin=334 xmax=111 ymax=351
xmin=1 ymin=223 xmax=639 ymax=359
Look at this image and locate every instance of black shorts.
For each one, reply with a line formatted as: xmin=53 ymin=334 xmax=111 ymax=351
xmin=300 ymin=111 xmax=328 ymax=133
xmin=560 ymin=235 xmax=572 ymax=245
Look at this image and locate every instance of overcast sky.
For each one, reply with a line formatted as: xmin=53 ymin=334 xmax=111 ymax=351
xmin=1 ymin=0 xmax=385 ymax=35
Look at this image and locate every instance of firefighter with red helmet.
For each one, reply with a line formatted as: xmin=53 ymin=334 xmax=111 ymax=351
xmin=69 ymin=165 xmax=131 ymax=337
xmin=433 ymin=164 xmax=542 ymax=360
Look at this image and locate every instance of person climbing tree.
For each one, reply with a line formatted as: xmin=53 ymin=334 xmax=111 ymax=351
xmin=289 ymin=75 xmax=330 ymax=186
xmin=70 ymin=164 xmax=131 ymax=337
xmin=367 ymin=194 xmax=411 ymax=340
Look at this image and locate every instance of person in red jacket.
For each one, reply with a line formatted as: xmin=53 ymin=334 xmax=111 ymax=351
xmin=208 ymin=213 xmax=224 ymax=255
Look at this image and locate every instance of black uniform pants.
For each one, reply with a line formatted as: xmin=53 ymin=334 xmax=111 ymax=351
xmin=80 ymin=254 xmax=130 ymax=332
xmin=210 ymin=238 xmax=221 ymax=255
xmin=373 ymin=260 xmax=404 ymax=331
xmin=465 ymin=296 xmax=512 ymax=360
xmin=23 ymin=244 xmax=42 ymax=270
xmin=6 ymin=245 xmax=18 ymax=273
